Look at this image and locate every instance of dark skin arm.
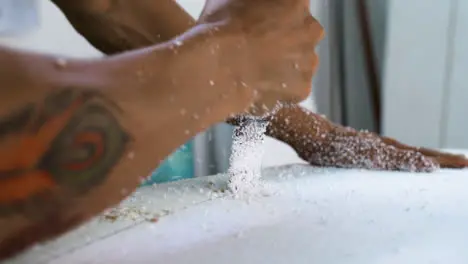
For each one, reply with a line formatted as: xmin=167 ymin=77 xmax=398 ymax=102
xmin=49 ymin=0 xmax=195 ymax=54
xmin=52 ymin=0 xmax=468 ymax=170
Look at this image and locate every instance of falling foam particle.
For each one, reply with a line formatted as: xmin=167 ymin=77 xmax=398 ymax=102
xmin=180 ymin=108 xmax=187 ymax=115
xmin=228 ymin=117 xmax=268 ymax=197
xmin=281 ymin=83 xmax=287 ymax=88
xmin=209 ymin=80 xmax=215 ymax=86
xmin=55 ymin=58 xmax=68 ymax=69
xmin=127 ymin=151 xmax=135 ymax=160
xmin=193 ymin=113 xmax=200 ymax=120
xmin=185 ymin=130 xmax=190 ymax=135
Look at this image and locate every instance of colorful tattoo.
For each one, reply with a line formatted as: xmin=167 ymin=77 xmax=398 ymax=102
xmin=0 ymin=88 xmax=129 ymax=217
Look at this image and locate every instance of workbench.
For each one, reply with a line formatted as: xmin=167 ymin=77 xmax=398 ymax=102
xmin=8 ymin=159 xmax=468 ymax=264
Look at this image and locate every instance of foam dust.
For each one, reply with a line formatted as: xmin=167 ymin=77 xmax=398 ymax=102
xmin=227 ymin=117 xmax=269 ymax=197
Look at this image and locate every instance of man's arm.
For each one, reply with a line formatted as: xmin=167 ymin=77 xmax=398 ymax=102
xmin=50 ymin=0 xmax=194 ymax=54
xmin=264 ymin=105 xmax=468 ymax=171
xmin=51 ymin=0 xmax=468 ymax=170
xmin=0 ymin=26 xmax=247 ymax=259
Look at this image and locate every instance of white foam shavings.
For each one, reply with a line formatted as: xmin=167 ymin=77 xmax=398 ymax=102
xmin=227 ymin=117 xmax=269 ymax=197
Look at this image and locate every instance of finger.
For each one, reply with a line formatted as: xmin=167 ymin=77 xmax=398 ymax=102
xmin=435 ymin=154 xmax=468 ymax=168
xmin=418 ymin=147 xmax=467 ymax=160
xmin=304 ymin=15 xmax=325 ymax=44
xmin=380 ymin=136 xmax=468 ymax=167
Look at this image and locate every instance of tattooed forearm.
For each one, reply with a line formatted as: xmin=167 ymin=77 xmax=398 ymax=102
xmin=0 ymin=88 xmax=129 ymax=218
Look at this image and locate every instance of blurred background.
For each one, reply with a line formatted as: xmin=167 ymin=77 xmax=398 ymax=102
xmin=0 ymin=0 xmax=466 ymax=181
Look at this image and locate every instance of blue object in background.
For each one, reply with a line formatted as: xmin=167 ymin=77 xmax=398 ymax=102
xmin=141 ymin=141 xmax=195 ymax=186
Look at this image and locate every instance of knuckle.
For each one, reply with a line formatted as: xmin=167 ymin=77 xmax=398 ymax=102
xmin=304 ymin=15 xmax=325 ymax=41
